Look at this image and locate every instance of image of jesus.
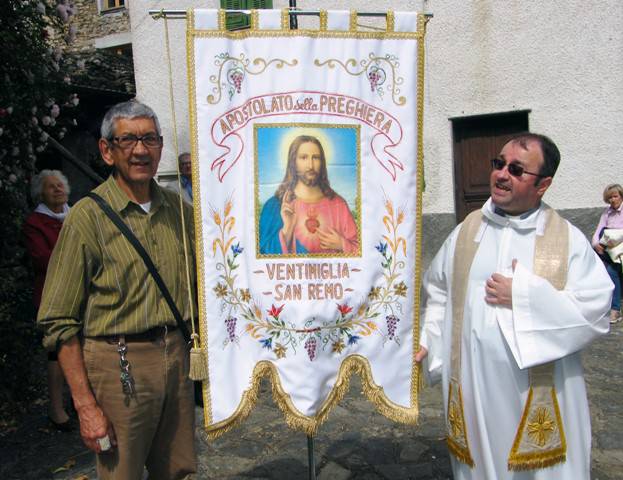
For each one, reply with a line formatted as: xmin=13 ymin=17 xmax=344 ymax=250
xmin=259 ymin=135 xmax=359 ymax=255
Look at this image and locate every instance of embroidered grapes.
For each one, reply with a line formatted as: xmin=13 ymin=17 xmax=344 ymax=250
xmin=225 ymin=316 xmax=237 ymax=342
xmin=367 ymin=66 xmax=386 ymax=94
xmin=386 ymin=315 xmax=400 ymax=340
xmin=305 ymin=336 xmax=317 ymax=361
xmin=227 ymin=67 xmax=245 ymax=98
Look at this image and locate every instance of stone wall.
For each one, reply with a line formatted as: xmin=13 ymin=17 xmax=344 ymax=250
xmin=68 ymin=0 xmax=131 ymax=53
xmin=59 ymin=0 xmax=135 ymax=94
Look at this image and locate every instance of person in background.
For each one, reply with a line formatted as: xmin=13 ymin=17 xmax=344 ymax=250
xmin=592 ymin=183 xmax=623 ymax=323
xmin=22 ymin=169 xmax=72 ymax=430
xmin=169 ymin=151 xmax=193 ymax=204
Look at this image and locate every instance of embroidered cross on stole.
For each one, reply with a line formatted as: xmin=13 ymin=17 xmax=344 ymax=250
xmin=448 ymin=206 xmax=568 ymax=471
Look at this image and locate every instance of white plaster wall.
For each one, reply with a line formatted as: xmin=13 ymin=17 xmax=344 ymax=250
xmin=130 ymin=0 xmax=623 ymax=213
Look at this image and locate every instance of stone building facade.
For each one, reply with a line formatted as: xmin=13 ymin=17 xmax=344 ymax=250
xmin=63 ymin=0 xmax=134 ymax=96
xmin=47 ymin=0 xmax=135 ymax=201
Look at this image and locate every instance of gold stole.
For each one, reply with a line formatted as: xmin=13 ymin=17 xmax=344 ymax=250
xmin=448 ymin=206 xmax=568 ymax=471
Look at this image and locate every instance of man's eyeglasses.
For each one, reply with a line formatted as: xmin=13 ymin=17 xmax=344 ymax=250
xmin=111 ymin=134 xmax=163 ymax=150
xmin=491 ymin=158 xmax=547 ymax=178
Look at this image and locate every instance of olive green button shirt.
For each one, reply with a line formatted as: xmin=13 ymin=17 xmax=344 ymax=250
xmin=38 ymin=175 xmax=196 ymax=351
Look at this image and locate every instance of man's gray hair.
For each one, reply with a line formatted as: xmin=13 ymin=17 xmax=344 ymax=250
xmin=100 ymin=100 xmax=161 ymax=140
xmin=31 ymin=169 xmax=70 ymax=204
xmin=178 ymin=152 xmax=191 ymax=163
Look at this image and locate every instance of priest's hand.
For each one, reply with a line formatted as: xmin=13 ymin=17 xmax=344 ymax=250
xmin=414 ymin=346 xmax=428 ymax=362
xmin=485 ymin=259 xmax=517 ymax=307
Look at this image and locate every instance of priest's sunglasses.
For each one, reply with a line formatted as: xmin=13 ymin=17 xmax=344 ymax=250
xmin=110 ymin=134 xmax=163 ymax=150
xmin=490 ymin=158 xmax=547 ymax=178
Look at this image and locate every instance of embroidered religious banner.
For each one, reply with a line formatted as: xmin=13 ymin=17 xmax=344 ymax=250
xmin=187 ymin=9 xmax=428 ymax=438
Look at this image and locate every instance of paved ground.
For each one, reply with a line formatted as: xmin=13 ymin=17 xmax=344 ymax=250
xmin=2 ymin=326 xmax=622 ymax=479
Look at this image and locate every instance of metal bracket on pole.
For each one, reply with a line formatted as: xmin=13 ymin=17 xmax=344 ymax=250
xmin=288 ymin=0 xmax=298 ymax=29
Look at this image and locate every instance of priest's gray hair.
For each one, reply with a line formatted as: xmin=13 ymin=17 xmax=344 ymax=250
xmin=31 ymin=169 xmax=70 ymax=204
xmin=100 ymin=100 xmax=161 ymax=140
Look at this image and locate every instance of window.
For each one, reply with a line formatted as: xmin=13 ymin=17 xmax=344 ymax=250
xmin=101 ymin=0 xmax=125 ymax=12
xmin=220 ymin=0 xmax=273 ymax=31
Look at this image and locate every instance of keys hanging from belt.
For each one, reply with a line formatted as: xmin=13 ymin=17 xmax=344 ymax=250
xmin=117 ymin=336 xmax=135 ymax=396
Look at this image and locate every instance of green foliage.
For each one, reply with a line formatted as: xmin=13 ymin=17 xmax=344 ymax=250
xmin=0 ymin=1 xmax=77 ymax=189
xmin=0 ymin=0 xmax=78 ymax=418
xmin=0 ymin=268 xmax=39 ymax=418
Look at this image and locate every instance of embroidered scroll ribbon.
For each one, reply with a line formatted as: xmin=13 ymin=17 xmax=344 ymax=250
xmin=449 ymin=206 xmax=568 ymax=471
xmin=209 ymin=91 xmax=403 ymax=182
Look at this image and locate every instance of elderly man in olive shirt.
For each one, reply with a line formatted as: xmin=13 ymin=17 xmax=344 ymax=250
xmin=38 ymin=101 xmax=196 ymax=479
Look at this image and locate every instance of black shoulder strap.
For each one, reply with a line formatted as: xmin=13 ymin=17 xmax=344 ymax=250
xmin=87 ymin=192 xmax=191 ymax=342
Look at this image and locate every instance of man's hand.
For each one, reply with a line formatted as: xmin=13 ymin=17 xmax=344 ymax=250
xmin=280 ymin=190 xmax=296 ymax=246
xmin=595 ymin=244 xmax=605 ymax=255
xmin=414 ymin=346 xmax=428 ymax=363
xmin=57 ymin=336 xmax=117 ymax=454
xmin=485 ymin=259 xmax=517 ymax=307
xmin=317 ymin=227 xmax=343 ymax=251
xmin=77 ymin=403 xmax=117 ymax=453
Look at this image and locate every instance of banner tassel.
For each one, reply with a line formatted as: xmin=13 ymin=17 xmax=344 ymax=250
xmin=189 ymin=334 xmax=208 ymax=381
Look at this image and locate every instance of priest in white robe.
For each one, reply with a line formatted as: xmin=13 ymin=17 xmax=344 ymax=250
xmin=416 ymin=133 xmax=612 ymax=479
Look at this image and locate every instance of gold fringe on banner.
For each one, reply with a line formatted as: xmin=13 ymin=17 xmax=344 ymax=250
xmin=205 ymin=355 xmax=419 ymax=439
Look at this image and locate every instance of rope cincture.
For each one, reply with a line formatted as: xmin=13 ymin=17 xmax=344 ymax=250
xmin=163 ymin=11 xmax=207 ymax=381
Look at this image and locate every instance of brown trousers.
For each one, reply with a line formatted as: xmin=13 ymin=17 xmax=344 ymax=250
xmin=83 ymin=329 xmax=196 ymax=480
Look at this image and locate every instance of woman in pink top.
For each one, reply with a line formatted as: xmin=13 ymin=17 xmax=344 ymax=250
xmin=592 ymin=183 xmax=623 ymax=323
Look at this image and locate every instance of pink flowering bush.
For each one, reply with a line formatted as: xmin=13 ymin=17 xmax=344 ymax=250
xmin=0 ymin=0 xmax=79 ymax=418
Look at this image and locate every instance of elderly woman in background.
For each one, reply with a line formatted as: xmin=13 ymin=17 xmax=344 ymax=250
xmin=22 ymin=169 xmax=72 ymax=430
xmin=592 ymin=183 xmax=623 ymax=324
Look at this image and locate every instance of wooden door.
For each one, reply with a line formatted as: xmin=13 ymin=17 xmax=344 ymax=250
xmin=451 ymin=111 xmax=529 ymax=222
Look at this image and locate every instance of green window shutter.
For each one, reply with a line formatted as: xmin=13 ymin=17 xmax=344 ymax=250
xmin=221 ymin=0 xmax=273 ymax=31
xmin=221 ymin=0 xmax=249 ymax=30
xmin=248 ymin=0 xmax=273 ymax=8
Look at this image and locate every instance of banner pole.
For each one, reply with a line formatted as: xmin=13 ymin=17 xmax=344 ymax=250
xmin=149 ymin=9 xmax=433 ymax=20
xmin=289 ymin=0 xmax=298 ymax=29
xmin=307 ymin=434 xmax=316 ymax=480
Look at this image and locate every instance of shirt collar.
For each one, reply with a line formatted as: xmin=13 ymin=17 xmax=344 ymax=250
xmin=103 ymin=175 xmax=169 ymax=214
xmin=609 ymin=203 xmax=623 ymax=214
xmin=34 ymin=202 xmax=70 ymax=221
xmin=481 ymin=197 xmax=544 ymax=230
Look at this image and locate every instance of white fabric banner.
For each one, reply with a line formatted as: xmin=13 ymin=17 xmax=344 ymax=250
xmin=187 ymin=9 xmax=427 ymax=437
